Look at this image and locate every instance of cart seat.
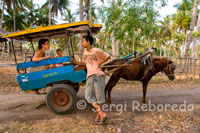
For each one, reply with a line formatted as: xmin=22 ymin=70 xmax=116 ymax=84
xmin=17 ymin=56 xmax=71 ymax=74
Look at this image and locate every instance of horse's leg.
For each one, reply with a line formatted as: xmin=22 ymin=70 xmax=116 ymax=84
xmin=142 ymin=81 xmax=149 ymax=104
xmin=105 ymin=72 xmax=121 ymax=103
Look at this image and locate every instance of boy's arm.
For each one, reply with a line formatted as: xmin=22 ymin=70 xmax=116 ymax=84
xmin=96 ymin=49 xmax=111 ymax=66
xmin=32 ymin=51 xmax=51 ymax=62
xmin=70 ymin=58 xmax=86 ymax=66
xmin=99 ymin=55 xmax=110 ymax=66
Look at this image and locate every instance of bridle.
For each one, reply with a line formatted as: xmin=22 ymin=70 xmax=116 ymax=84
xmin=163 ymin=59 xmax=175 ymax=77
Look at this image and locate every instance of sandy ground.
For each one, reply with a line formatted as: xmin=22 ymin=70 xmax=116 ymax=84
xmin=0 ymin=66 xmax=200 ymax=132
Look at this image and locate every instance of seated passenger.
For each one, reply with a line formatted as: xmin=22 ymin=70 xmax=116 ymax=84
xmin=55 ymin=48 xmax=64 ymax=67
xmin=28 ymin=39 xmax=52 ymax=72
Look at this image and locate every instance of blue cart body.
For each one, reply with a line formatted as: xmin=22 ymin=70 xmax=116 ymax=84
xmin=17 ymin=56 xmax=86 ymax=91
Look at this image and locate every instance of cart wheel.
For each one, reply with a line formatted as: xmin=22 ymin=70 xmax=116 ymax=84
xmin=46 ymin=84 xmax=77 ymax=114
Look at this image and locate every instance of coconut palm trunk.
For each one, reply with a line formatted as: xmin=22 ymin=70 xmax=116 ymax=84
xmin=80 ymin=0 xmax=83 ymax=21
xmin=160 ymin=46 xmax=162 ymax=57
xmin=172 ymin=43 xmax=179 ymax=57
xmin=112 ymin=0 xmax=116 ymax=58
xmin=79 ymin=0 xmax=84 ymax=60
xmin=163 ymin=45 xmax=167 ymax=57
xmin=184 ymin=0 xmax=198 ymax=57
xmin=181 ymin=41 xmax=186 ymax=57
xmin=12 ymin=0 xmax=16 ymax=32
xmin=48 ymin=0 xmax=51 ymax=26
xmin=0 ymin=0 xmax=5 ymax=29
xmin=89 ymin=0 xmax=92 ymax=21
xmin=192 ymin=12 xmax=200 ymax=58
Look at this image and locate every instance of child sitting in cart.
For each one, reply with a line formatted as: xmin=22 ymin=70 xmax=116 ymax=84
xmin=71 ymin=34 xmax=110 ymax=125
xmin=55 ymin=48 xmax=64 ymax=67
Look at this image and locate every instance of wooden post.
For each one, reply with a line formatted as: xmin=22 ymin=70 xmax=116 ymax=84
xmin=193 ymin=58 xmax=196 ymax=81
xmin=31 ymin=40 xmax=35 ymax=53
xmin=11 ymin=38 xmax=17 ymax=66
xmin=179 ymin=58 xmax=181 ymax=80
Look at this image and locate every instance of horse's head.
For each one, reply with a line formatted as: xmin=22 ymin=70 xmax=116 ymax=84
xmin=163 ymin=59 xmax=176 ymax=81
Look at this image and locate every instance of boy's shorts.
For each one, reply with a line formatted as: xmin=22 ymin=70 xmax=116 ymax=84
xmin=85 ymin=75 xmax=106 ymax=104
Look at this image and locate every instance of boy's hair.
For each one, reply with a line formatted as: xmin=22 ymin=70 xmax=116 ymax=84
xmin=56 ymin=48 xmax=62 ymax=53
xmin=83 ymin=34 xmax=94 ymax=45
xmin=38 ymin=39 xmax=48 ymax=49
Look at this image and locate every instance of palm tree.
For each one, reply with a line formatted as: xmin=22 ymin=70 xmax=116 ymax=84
xmin=184 ymin=0 xmax=198 ymax=57
xmin=170 ymin=10 xmax=192 ymax=57
xmin=156 ymin=16 xmax=172 ymax=56
xmin=173 ymin=0 xmax=198 ymax=57
xmin=3 ymin=9 xmax=27 ymax=32
xmin=63 ymin=9 xmax=76 ymax=23
xmin=43 ymin=0 xmax=71 ymax=25
xmin=37 ymin=6 xmax=54 ymax=27
xmin=192 ymin=12 xmax=200 ymax=58
xmin=174 ymin=0 xmax=194 ymax=11
xmin=4 ymin=0 xmax=28 ymax=31
xmin=25 ymin=0 xmax=40 ymax=28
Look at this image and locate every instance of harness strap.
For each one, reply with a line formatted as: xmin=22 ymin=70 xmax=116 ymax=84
xmin=139 ymin=54 xmax=156 ymax=81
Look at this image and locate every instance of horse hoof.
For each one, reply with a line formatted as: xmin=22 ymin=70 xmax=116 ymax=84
xmin=106 ymin=99 xmax=112 ymax=104
xmin=142 ymin=99 xmax=147 ymax=104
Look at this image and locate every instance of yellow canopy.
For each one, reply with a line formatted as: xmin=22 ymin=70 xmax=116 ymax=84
xmin=1 ymin=21 xmax=102 ymax=41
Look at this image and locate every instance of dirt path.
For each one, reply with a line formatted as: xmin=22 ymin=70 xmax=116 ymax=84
xmin=0 ymin=66 xmax=200 ymax=132
xmin=0 ymin=86 xmax=200 ymax=123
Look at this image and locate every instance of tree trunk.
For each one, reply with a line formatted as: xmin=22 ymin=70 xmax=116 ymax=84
xmin=163 ymin=45 xmax=167 ymax=57
xmin=116 ymin=40 xmax=119 ymax=57
xmin=13 ymin=0 xmax=16 ymax=32
xmin=79 ymin=0 xmax=84 ymax=61
xmin=112 ymin=0 xmax=116 ymax=58
xmin=167 ymin=46 xmax=170 ymax=57
xmin=79 ymin=0 xmax=83 ymax=21
xmin=58 ymin=39 xmax=61 ymax=48
xmin=0 ymin=0 xmax=5 ymax=29
xmin=172 ymin=44 xmax=179 ymax=57
xmin=48 ymin=0 xmax=51 ymax=26
xmin=148 ymin=37 xmax=151 ymax=50
xmin=192 ymin=12 xmax=200 ymax=58
xmin=112 ymin=31 xmax=116 ymax=58
xmin=132 ymin=39 xmax=135 ymax=51
xmin=184 ymin=0 xmax=198 ymax=57
xmin=181 ymin=41 xmax=186 ymax=57
xmin=89 ymin=0 xmax=92 ymax=21
xmin=160 ymin=46 xmax=162 ymax=57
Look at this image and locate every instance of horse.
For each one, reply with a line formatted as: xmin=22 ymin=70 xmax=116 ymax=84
xmin=104 ymin=57 xmax=176 ymax=104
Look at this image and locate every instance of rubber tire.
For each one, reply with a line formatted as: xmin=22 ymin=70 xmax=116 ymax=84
xmin=46 ymin=84 xmax=77 ymax=114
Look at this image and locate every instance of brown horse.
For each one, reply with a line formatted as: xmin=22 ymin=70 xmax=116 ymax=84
xmin=104 ymin=57 xmax=176 ymax=104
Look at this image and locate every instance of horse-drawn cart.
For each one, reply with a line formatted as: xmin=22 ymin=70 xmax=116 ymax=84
xmin=1 ymin=21 xmax=102 ymax=114
xmin=1 ymin=21 xmax=176 ymax=114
